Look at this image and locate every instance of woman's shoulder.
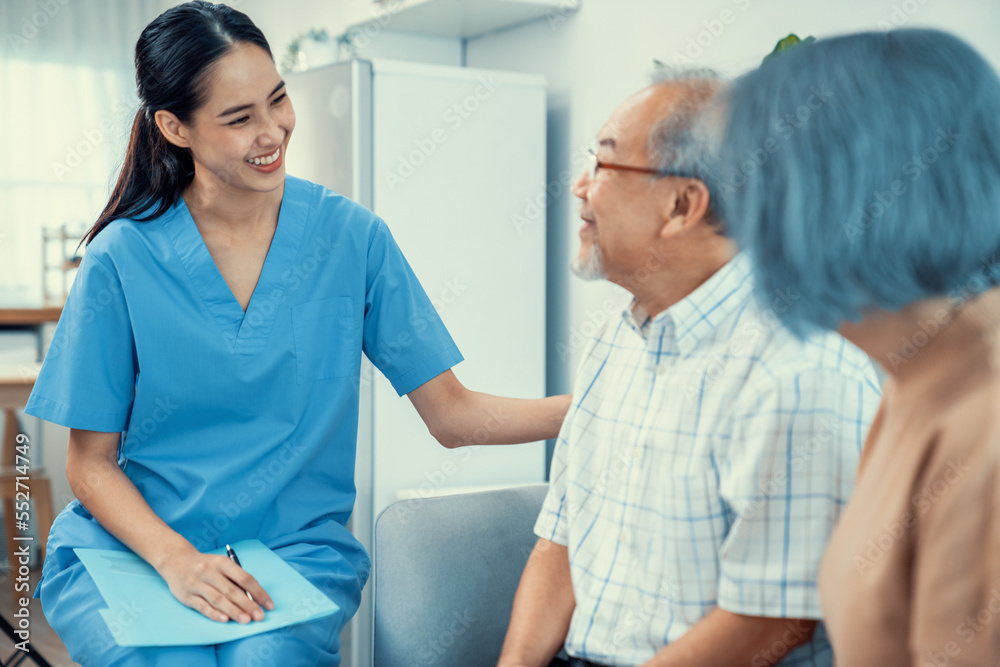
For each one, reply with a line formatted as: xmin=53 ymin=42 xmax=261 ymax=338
xmin=288 ymin=175 xmax=382 ymax=233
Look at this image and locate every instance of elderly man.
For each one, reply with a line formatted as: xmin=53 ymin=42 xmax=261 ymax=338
xmin=497 ymin=73 xmax=882 ymax=667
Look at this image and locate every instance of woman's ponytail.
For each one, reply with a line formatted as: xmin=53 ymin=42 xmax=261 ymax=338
xmin=83 ymin=107 xmax=194 ymax=245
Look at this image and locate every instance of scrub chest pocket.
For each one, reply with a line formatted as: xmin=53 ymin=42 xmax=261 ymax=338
xmin=292 ymin=297 xmax=356 ymax=383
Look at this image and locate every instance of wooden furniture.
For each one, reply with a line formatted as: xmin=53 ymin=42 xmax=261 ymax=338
xmin=0 ymin=305 xmax=63 ymax=364
xmin=0 ymin=308 xmax=62 ymax=327
xmin=0 ymin=366 xmax=54 ymax=603
xmin=41 ymin=225 xmax=85 ymax=306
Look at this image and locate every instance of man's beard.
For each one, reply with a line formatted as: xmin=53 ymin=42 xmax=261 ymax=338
xmin=571 ymin=238 xmax=606 ymax=281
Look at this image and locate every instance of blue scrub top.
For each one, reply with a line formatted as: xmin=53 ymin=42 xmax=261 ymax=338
xmin=26 ymin=174 xmax=463 ymax=596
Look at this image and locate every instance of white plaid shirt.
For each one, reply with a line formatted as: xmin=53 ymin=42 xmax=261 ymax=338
xmin=537 ymin=254 xmax=881 ymax=667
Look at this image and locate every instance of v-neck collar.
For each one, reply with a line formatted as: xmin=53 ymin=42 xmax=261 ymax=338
xmin=164 ymin=175 xmax=310 ymax=352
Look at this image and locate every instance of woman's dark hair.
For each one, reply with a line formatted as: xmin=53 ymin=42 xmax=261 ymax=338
xmin=84 ymin=1 xmax=272 ymax=245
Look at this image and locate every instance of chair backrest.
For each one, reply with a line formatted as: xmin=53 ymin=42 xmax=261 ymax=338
xmin=373 ymin=484 xmax=549 ymax=667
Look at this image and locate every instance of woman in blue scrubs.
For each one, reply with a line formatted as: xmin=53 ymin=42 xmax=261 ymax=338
xmin=24 ymin=3 xmax=569 ymax=665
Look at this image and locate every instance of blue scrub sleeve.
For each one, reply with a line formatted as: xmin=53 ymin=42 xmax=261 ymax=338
xmin=362 ymin=219 xmax=463 ymax=396
xmin=25 ymin=252 xmax=136 ymax=432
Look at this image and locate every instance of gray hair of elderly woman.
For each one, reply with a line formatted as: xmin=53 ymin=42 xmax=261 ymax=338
xmin=718 ymin=29 xmax=1000 ymax=337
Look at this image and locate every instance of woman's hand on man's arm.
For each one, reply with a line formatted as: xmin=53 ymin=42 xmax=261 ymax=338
xmin=407 ymin=369 xmax=571 ymax=448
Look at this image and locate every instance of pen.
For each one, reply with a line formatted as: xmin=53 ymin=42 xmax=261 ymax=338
xmin=225 ymin=543 xmax=255 ymax=603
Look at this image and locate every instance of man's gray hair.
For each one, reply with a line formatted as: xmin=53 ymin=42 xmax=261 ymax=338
xmin=648 ymin=66 xmax=728 ymax=228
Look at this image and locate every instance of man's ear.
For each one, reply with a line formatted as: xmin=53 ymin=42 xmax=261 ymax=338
xmin=154 ymin=109 xmax=190 ymax=149
xmin=660 ymin=179 xmax=712 ymax=238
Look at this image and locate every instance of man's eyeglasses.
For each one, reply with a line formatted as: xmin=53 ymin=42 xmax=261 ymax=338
xmin=586 ymin=148 xmax=687 ymax=181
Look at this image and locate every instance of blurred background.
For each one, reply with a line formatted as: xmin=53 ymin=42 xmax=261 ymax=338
xmin=1 ymin=0 xmax=999 ymax=664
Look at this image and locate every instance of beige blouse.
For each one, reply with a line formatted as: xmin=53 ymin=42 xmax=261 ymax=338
xmin=819 ymin=291 xmax=1000 ymax=666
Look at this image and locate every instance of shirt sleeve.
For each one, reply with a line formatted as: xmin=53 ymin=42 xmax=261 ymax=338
xmin=362 ymin=218 xmax=463 ymax=396
xmin=25 ymin=251 xmax=137 ymax=432
xmin=716 ymin=367 xmax=878 ymax=619
xmin=534 ymin=429 xmax=571 ymax=546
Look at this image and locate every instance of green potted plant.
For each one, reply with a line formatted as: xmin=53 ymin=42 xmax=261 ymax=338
xmin=281 ymin=28 xmax=336 ymax=74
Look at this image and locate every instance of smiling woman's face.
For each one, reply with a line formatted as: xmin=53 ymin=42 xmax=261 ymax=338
xmin=182 ymin=41 xmax=295 ymax=194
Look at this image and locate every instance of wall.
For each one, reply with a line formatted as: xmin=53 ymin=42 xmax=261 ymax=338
xmin=160 ymin=0 xmax=373 ymax=52
xmin=463 ymin=0 xmax=1000 ymax=398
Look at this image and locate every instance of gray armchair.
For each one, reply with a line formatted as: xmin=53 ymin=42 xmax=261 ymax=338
xmin=373 ymin=484 xmax=549 ymax=667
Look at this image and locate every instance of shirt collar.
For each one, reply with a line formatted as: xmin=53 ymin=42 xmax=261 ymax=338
xmin=621 ymin=253 xmax=754 ymax=354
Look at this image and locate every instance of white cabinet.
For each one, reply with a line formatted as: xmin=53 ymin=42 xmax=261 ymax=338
xmin=286 ymin=58 xmax=547 ymax=667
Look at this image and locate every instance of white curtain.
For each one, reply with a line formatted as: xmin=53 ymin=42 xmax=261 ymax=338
xmin=0 ymin=0 xmax=163 ymax=302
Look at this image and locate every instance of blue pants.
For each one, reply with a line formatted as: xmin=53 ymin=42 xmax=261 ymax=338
xmin=39 ymin=543 xmax=364 ymax=667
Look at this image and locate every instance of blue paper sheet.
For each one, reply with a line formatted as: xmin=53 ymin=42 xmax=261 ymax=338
xmin=74 ymin=539 xmax=338 ymax=647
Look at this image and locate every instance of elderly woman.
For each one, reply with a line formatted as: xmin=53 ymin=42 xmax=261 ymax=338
xmin=716 ymin=29 xmax=1000 ymax=666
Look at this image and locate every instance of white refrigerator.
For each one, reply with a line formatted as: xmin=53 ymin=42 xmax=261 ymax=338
xmin=286 ymin=59 xmax=547 ymax=667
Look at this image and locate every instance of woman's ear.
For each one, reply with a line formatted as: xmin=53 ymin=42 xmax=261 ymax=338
xmin=660 ymin=179 xmax=712 ymax=238
xmin=154 ymin=109 xmax=190 ymax=149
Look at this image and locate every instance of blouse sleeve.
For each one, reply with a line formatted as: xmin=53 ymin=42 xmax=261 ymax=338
xmin=25 ymin=251 xmax=137 ymax=432
xmin=361 ymin=218 xmax=463 ymax=396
